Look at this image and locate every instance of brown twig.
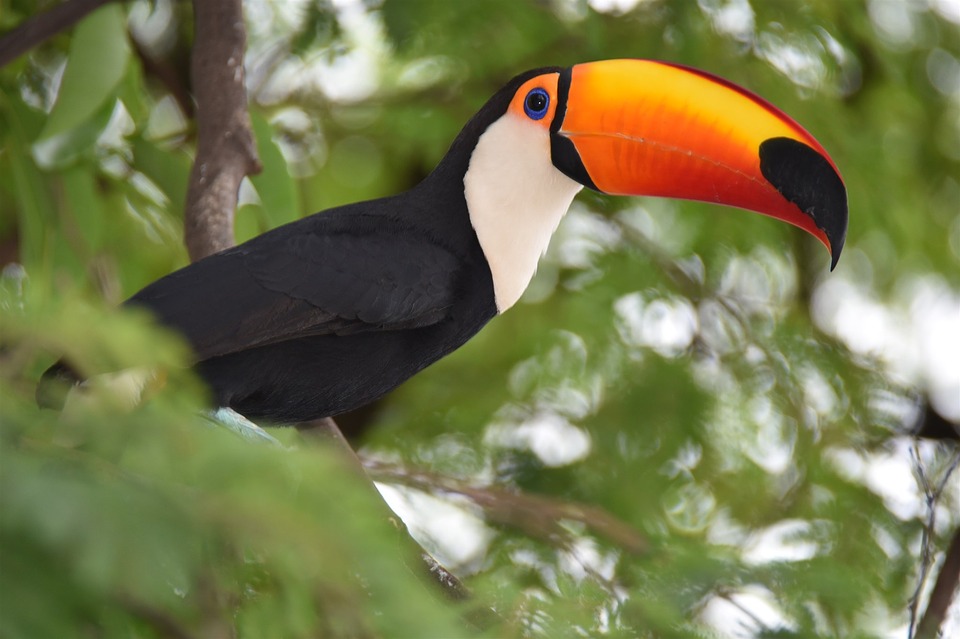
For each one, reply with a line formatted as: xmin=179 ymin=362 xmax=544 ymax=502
xmin=364 ymin=460 xmax=649 ymax=556
xmin=0 ymin=0 xmax=117 ymax=68
xmin=183 ymin=0 xmax=261 ymax=261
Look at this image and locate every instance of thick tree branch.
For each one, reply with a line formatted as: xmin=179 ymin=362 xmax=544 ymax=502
xmin=916 ymin=524 xmax=960 ymax=639
xmin=0 ymin=0 xmax=117 ymax=68
xmin=912 ymin=404 xmax=960 ymax=441
xmin=184 ymin=0 xmax=261 ymax=262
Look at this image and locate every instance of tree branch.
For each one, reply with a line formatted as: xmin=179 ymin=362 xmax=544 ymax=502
xmin=912 ymin=404 xmax=960 ymax=441
xmin=364 ymin=460 xmax=649 ymax=556
xmin=0 ymin=0 xmax=117 ymax=68
xmin=297 ymin=418 xmax=470 ymax=600
xmin=916 ymin=523 xmax=960 ymax=639
xmin=183 ymin=0 xmax=261 ymax=261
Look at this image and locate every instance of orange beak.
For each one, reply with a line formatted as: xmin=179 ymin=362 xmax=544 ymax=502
xmin=551 ymin=60 xmax=847 ymax=268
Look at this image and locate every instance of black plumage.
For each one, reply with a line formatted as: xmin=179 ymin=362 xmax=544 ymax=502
xmin=132 ymin=197 xmax=495 ymax=422
xmin=40 ymin=69 xmax=550 ymax=421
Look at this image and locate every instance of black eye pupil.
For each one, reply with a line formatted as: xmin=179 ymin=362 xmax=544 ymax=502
xmin=527 ymin=93 xmax=547 ymax=112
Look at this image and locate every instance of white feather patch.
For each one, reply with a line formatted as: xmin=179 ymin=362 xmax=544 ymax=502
xmin=464 ymin=113 xmax=582 ymax=312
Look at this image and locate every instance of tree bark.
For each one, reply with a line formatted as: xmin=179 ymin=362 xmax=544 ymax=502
xmin=183 ymin=0 xmax=261 ymax=262
xmin=916 ymin=524 xmax=960 ymax=639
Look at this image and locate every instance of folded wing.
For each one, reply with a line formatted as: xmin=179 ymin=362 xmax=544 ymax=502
xmin=128 ymin=208 xmax=462 ymax=362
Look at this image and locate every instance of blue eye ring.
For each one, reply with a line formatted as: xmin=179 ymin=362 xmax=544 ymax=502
xmin=523 ymin=88 xmax=550 ymax=120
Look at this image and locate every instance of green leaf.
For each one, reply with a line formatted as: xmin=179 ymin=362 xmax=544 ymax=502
xmin=235 ymin=202 xmax=265 ymax=244
xmin=38 ymin=4 xmax=130 ymax=140
xmin=32 ymin=98 xmax=116 ymax=170
xmin=61 ymin=167 xmax=106 ymax=252
xmin=132 ymin=136 xmax=191 ymax=220
xmin=5 ymin=106 xmax=56 ymax=271
xmin=249 ymin=112 xmax=301 ymax=228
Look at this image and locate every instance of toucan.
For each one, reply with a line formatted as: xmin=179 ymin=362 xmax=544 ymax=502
xmin=38 ymin=59 xmax=847 ymax=426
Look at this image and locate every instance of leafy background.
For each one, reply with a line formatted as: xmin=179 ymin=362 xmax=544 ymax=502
xmin=1 ymin=0 xmax=958 ymax=637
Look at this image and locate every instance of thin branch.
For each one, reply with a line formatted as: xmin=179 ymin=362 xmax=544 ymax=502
xmin=297 ymin=419 xmax=470 ymax=600
xmin=716 ymin=590 xmax=777 ymax=636
xmin=183 ymin=0 xmax=261 ymax=261
xmin=0 ymin=0 xmax=117 ymax=68
xmin=363 ymin=460 xmax=649 ymax=555
xmin=909 ymin=444 xmax=936 ymax=636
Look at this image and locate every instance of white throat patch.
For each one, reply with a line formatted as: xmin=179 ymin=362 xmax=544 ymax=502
xmin=464 ymin=113 xmax=582 ymax=312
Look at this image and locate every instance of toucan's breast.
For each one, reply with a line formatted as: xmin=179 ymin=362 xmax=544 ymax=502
xmin=464 ymin=112 xmax=582 ymax=312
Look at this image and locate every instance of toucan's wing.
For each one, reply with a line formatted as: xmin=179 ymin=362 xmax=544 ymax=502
xmin=128 ymin=207 xmax=462 ymax=361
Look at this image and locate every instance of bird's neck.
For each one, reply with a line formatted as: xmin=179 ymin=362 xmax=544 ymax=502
xmin=463 ymin=114 xmax=582 ymax=312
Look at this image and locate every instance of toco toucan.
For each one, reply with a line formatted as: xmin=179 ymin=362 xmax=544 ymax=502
xmin=38 ymin=59 xmax=848 ymax=425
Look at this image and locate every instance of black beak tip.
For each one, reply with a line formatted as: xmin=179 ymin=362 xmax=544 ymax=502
xmin=759 ymin=137 xmax=848 ymax=272
xmin=829 ymin=235 xmax=844 ymax=272
xmin=825 ymin=197 xmax=848 ymax=271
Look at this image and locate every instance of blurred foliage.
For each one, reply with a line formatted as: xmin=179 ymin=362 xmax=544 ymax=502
xmin=1 ymin=0 xmax=959 ymax=637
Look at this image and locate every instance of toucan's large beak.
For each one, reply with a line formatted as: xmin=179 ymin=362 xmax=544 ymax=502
xmin=551 ymin=59 xmax=847 ymax=269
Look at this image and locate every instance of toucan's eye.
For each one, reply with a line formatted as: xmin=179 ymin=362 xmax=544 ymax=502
xmin=523 ymin=88 xmax=549 ymax=120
